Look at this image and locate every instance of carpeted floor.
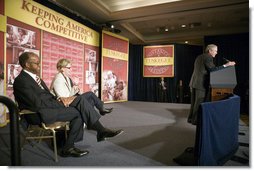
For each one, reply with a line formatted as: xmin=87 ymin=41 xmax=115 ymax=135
xmin=0 ymin=101 xmax=249 ymax=166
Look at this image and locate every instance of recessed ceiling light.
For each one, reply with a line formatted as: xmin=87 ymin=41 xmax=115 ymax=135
xmin=185 ymin=41 xmax=189 ymax=44
xmin=181 ymin=24 xmax=186 ymax=28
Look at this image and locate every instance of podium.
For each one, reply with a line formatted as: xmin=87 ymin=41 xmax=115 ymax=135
xmin=210 ymin=66 xmax=237 ymax=101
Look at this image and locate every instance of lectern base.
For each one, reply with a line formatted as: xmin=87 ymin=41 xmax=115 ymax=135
xmin=211 ymin=88 xmax=234 ymax=101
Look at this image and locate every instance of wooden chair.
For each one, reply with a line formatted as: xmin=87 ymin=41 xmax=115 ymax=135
xmin=19 ymin=109 xmax=69 ymax=162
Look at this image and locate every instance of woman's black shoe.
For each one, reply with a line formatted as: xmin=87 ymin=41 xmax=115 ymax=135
xmin=97 ymin=129 xmax=123 ymax=142
xmin=100 ymin=107 xmax=113 ymax=115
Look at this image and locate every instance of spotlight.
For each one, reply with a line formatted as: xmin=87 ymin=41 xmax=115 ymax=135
xmin=103 ymin=23 xmax=121 ymax=34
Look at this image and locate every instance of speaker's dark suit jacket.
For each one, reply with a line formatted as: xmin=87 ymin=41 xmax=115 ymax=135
xmin=188 ymin=53 xmax=225 ymax=125
xmin=189 ymin=53 xmax=224 ymax=91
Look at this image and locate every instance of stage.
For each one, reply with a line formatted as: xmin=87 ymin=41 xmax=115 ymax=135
xmin=0 ymin=101 xmax=249 ymax=166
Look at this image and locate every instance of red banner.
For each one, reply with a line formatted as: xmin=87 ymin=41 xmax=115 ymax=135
xmin=1 ymin=0 xmax=100 ymax=126
xmin=143 ymin=45 xmax=174 ymax=77
xmin=84 ymin=44 xmax=99 ymax=96
xmin=42 ymin=31 xmax=84 ymax=89
xmin=101 ymin=31 xmax=129 ymax=103
xmin=0 ymin=29 xmax=5 ymax=126
xmin=6 ymin=18 xmax=41 ymax=101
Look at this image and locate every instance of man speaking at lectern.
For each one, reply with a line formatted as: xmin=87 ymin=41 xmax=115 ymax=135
xmin=187 ymin=44 xmax=236 ymax=125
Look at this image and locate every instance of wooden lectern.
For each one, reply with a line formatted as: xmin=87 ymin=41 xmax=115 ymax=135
xmin=210 ymin=66 xmax=237 ymax=101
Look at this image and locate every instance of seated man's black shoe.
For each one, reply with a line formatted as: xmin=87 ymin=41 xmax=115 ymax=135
xmin=100 ymin=107 xmax=113 ymax=115
xmin=97 ymin=129 xmax=123 ymax=142
xmin=73 ymin=147 xmax=89 ymax=154
xmin=61 ymin=147 xmax=89 ymax=157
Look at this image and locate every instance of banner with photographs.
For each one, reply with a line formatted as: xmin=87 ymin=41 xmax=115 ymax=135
xmin=0 ymin=30 xmax=5 ymax=126
xmin=3 ymin=19 xmax=41 ymax=126
xmin=143 ymin=45 xmax=174 ymax=77
xmin=84 ymin=45 xmax=99 ymax=96
xmin=42 ymin=31 xmax=84 ymax=89
xmin=5 ymin=0 xmax=99 ymax=46
xmin=101 ymin=31 xmax=129 ymax=103
xmin=42 ymin=32 xmax=100 ymax=96
xmin=0 ymin=0 xmax=100 ymax=126
xmin=0 ymin=1 xmax=5 ymax=126
xmin=6 ymin=21 xmax=41 ymax=101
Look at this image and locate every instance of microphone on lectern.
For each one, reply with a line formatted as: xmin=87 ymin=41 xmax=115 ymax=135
xmin=223 ymin=58 xmax=230 ymax=62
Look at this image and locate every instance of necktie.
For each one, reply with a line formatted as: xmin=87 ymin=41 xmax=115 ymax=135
xmin=36 ymin=76 xmax=44 ymax=89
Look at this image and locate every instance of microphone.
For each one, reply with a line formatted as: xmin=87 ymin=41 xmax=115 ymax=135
xmin=223 ymin=58 xmax=230 ymax=62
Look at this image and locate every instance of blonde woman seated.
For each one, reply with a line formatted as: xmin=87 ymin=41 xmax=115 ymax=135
xmin=50 ymin=58 xmax=113 ymax=115
xmin=50 ymin=59 xmax=123 ymax=142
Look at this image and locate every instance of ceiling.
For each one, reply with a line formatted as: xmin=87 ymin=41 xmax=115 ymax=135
xmin=49 ymin=0 xmax=249 ymax=45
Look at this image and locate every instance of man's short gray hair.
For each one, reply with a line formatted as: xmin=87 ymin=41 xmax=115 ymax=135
xmin=205 ymin=44 xmax=217 ymax=53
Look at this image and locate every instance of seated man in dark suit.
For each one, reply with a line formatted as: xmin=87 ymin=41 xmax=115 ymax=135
xmin=13 ymin=52 xmax=123 ymax=158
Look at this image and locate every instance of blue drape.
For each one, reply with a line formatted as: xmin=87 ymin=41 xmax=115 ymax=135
xmin=197 ymin=95 xmax=240 ymax=165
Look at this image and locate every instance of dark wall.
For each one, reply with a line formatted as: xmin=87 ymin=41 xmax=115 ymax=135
xmin=128 ymin=44 xmax=203 ymax=103
xmin=205 ymin=33 xmax=249 ymax=114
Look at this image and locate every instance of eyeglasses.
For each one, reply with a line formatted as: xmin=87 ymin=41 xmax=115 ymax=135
xmin=28 ymin=62 xmax=40 ymax=65
xmin=64 ymin=67 xmax=71 ymax=69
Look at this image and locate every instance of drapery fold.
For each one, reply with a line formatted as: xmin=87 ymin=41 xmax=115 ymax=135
xmin=197 ymin=95 xmax=240 ymax=165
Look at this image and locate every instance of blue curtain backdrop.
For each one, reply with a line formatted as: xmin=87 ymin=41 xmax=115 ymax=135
xmin=128 ymin=44 xmax=203 ymax=103
xmin=204 ymin=33 xmax=249 ymax=113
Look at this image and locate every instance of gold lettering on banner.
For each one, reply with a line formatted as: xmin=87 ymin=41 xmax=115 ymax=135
xmin=143 ymin=45 xmax=174 ymax=77
xmin=22 ymin=0 xmax=64 ymax=25
xmin=102 ymin=48 xmax=128 ymax=61
xmin=65 ymin=21 xmax=93 ymax=38
xmin=144 ymin=57 xmax=173 ymax=66
xmin=18 ymin=0 xmax=97 ymax=44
